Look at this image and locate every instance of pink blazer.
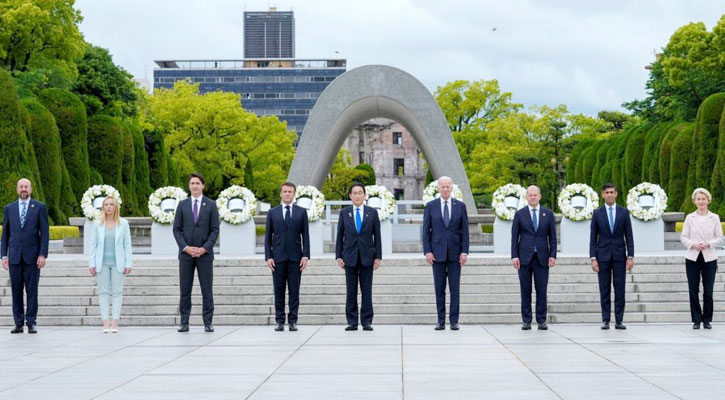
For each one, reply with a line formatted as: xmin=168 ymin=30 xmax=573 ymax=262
xmin=680 ymin=211 xmax=723 ymax=262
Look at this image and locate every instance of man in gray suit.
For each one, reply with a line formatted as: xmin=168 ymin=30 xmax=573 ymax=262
xmin=173 ymin=173 xmax=220 ymax=333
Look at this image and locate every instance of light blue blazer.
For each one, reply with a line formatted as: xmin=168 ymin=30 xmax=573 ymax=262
xmin=88 ymin=218 xmax=133 ymax=273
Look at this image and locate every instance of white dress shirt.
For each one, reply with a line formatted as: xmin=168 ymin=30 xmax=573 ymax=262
xmin=440 ymin=197 xmax=452 ymax=220
xmin=353 ymin=204 xmax=364 ymax=224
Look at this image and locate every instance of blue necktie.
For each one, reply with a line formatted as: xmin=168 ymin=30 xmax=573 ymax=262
xmin=443 ymin=201 xmax=450 ymax=227
xmin=608 ymin=206 xmax=615 ymax=233
xmin=532 ymin=208 xmax=538 ymax=232
xmin=355 ymin=208 xmax=362 ymax=234
xmin=20 ymin=201 xmax=27 ymax=229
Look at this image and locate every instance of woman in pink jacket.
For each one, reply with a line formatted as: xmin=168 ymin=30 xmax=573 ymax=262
xmin=680 ymin=188 xmax=723 ymax=329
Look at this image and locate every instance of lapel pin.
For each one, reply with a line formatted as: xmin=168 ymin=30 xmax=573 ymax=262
xmin=31 ymin=204 xmax=35 ymax=208
xmin=348 ymin=212 xmax=352 ymax=218
xmin=542 ymin=213 xmax=546 ymax=217
xmin=203 ymin=202 xmax=206 ymax=206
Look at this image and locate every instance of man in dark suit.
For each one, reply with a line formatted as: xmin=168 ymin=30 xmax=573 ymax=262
xmin=511 ymin=185 xmax=557 ymax=330
xmin=1 ymin=178 xmax=49 ymax=334
xmin=422 ymin=176 xmax=469 ymax=331
xmin=336 ymin=183 xmax=382 ymax=331
xmin=590 ymin=183 xmax=634 ymax=330
xmin=173 ymin=173 xmax=220 ymax=333
xmin=265 ymin=182 xmax=310 ymax=332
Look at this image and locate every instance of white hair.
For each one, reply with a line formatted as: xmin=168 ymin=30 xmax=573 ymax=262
xmin=691 ymin=187 xmax=712 ymax=202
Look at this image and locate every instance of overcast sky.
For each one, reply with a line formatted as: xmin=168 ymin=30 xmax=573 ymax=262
xmin=75 ymin=0 xmax=723 ymax=116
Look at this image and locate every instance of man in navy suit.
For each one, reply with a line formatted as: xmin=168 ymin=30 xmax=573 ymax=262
xmin=590 ymin=183 xmax=634 ymax=330
xmin=265 ymin=182 xmax=310 ymax=332
xmin=422 ymin=176 xmax=470 ymax=331
xmin=173 ymin=173 xmax=220 ymax=333
xmin=336 ymin=183 xmax=382 ymax=331
xmin=511 ymin=185 xmax=557 ymax=330
xmin=1 ymin=179 xmax=49 ymax=334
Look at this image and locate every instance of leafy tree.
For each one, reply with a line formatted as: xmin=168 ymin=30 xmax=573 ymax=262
xmin=87 ymin=114 xmax=123 ymax=190
xmin=354 ymin=163 xmax=376 ymax=186
xmin=322 ymin=148 xmax=369 ymax=200
xmin=72 ymin=44 xmax=138 ymax=117
xmin=128 ymin=123 xmax=152 ymax=214
xmin=120 ymin=123 xmax=138 ymax=215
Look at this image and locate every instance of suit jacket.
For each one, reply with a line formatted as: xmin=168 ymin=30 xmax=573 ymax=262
xmin=511 ymin=206 xmax=557 ymax=266
xmin=335 ymin=205 xmax=382 ymax=267
xmin=264 ymin=204 xmax=310 ymax=263
xmin=589 ymin=204 xmax=634 ymax=262
xmin=88 ymin=218 xmax=133 ymax=273
xmin=1 ymin=199 xmax=49 ymax=265
xmin=172 ymin=196 xmax=220 ymax=260
xmin=422 ymin=198 xmax=470 ymax=262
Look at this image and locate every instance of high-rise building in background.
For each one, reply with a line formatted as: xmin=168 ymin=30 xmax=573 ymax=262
xmin=244 ymin=7 xmax=295 ymax=58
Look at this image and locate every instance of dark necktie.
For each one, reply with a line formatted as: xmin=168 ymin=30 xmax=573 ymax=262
xmin=443 ymin=200 xmax=450 ymax=227
xmin=193 ymin=199 xmax=199 ymax=223
xmin=20 ymin=201 xmax=27 ymax=228
xmin=532 ymin=208 xmax=538 ymax=232
xmin=285 ymin=205 xmax=291 ymax=226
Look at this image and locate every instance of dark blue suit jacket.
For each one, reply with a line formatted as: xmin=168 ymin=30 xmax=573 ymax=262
xmin=1 ymin=199 xmax=50 ymax=265
xmin=172 ymin=196 xmax=220 ymax=260
xmin=264 ymin=204 xmax=310 ymax=263
xmin=335 ymin=205 xmax=382 ymax=267
xmin=511 ymin=206 xmax=557 ymax=265
xmin=422 ymin=198 xmax=470 ymax=262
xmin=589 ymin=204 xmax=634 ymax=262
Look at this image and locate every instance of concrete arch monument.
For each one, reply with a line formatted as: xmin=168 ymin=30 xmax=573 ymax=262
xmin=288 ymin=64 xmax=476 ymax=212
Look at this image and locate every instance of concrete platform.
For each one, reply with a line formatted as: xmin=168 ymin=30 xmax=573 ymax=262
xmin=1 ymin=324 xmax=724 ymax=399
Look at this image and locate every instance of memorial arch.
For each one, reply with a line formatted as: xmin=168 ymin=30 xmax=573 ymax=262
xmin=288 ymin=65 xmax=476 ymax=212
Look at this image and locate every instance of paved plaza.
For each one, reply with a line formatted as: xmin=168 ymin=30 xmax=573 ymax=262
xmin=1 ymin=324 xmax=725 ymax=399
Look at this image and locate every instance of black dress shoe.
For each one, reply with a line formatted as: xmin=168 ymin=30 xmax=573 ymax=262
xmin=27 ymin=324 xmax=37 ymax=334
xmin=693 ymin=323 xmax=701 ymax=329
xmin=177 ymin=324 xmax=189 ymax=332
xmin=204 ymin=324 xmax=214 ymax=333
xmin=537 ymin=323 xmax=548 ymax=330
xmin=521 ymin=323 xmax=531 ymax=330
xmin=704 ymin=322 xmax=712 ymax=329
xmin=615 ymin=322 xmax=626 ymax=330
xmin=10 ymin=325 xmax=23 ymax=334
xmin=450 ymin=323 xmax=460 ymax=330
xmin=362 ymin=325 xmax=373 ymax=331
xmin=274 ymin=323 xmax=284 ymax=331
xmin=435 ymin=323 xmax=445 ymax=330
xmin=345 ymin=325 xmax=358 ymax=331
xmin=601 ymin=321 xmax=610 ymax=330
xmin=289 ymin=323 xmax=298 ymax=331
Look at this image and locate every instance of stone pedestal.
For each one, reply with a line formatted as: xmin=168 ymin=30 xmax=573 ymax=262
xmin=380 ymin=219 xmax=393 ymax=256
xmin=220 ymin=220 xmax=255 ymax=255
xmin=83 ymin=219 xmax=93 ymax=256
xmin=493 ymin=218 xmax=512 ymax=255
xmin=309 ymin=220 xmax=324 ymax=256
xmin=631 ymin=217 xmax=664 ymax=253
xmin=560 ymin=218 xmax=591 ymax=253
xmin=151 ymin=222 xmax=177 ymax=256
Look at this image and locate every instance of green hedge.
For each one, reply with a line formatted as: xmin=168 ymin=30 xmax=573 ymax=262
xmin=659 ymin=123 xmax=688 ymax=194
xmin=0 ymin=226 xmax=79 ymax=240
xmin=130 ymin=123 xmax=152 ymax=215
xmin=711 ymin=105 xmax=725 ymax=215
xmin=120 ymin=122 xmax=138 ymax=215
xmin=623 ymin=123 xmax=648 ymax=190
xmin=669 ymin=125 xmax=695 ymax=210
xmin=145 ymin=129 xmax=169 ymax=189
xmin=693 ymin=94 xmax=725 ymax=190
xmin=87 ymin=115 xmax=123 ymax=190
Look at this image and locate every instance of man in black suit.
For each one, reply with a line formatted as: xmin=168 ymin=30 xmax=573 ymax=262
xmin=173 ymin=173 xmax=220 ymax=333
xmin=1 ymin=178 xmax=49 ymax=334
xmin=336 ymin=183 xmax=382 ymax=331
xmin=590 ymin=183 xmax=634 ymax=330
xmin=265 ymin=182 xmax=310 ymax=332
xmin=422 ymin=176 xmax=469 ymax=331
xmin=511 ymin=185 xmax=557 ymax=330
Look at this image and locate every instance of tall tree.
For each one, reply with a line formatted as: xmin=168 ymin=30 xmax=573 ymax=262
xmin=72 ymin=44 xmax=138 ymax=117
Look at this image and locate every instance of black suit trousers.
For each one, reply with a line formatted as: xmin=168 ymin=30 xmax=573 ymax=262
xmin=597 ymin=259 xmax=626 ymax=323
xmin=9 ymin=262 xmax=40 ymax=325
xmin=432 ymin=260 xmax=461 ymax=324
xmin=686 ymin=253 xmax=717 ymax=324
xmin=179 ymin=255 xmax=214 ymax=325
xmin=345 ymin=261 xmax=374 ymax=326
xmin=273 ymin=261 xmax=302 ymax=324
xmin=518 ymin=256 xmax=549 ymax=324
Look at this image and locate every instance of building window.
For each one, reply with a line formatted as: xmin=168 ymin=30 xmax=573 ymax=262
xmin=359 ymin=152 xmax=365 ymax=163
xmin=394 ymin=158 xmax=405 ymax=176
xmin=394 ymin=189 xmax=404 ymax=200
xmin=393 ymin=132 xmax=403 ymax=146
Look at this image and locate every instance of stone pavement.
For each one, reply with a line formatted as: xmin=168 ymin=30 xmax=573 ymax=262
xmin=1 ymin=324 xmax=725 ymax=399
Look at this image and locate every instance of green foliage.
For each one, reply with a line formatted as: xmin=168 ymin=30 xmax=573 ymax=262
xmin=0 ymin=225 xmax=79 ymax=240
xmin=623 ymin=123 xmax=649 ymax=190
xmin=322 ymin=149 xmax=369 ymax=200
xmin=87 ymin=115 xmax=123 ymax=190
xmin=59 ymin=163 xmax=77 ymax=219
xmin=610 ymin=132 xmax=630 ymax=205
xmin=642 ymin=122 xmax=674 ymax=184
xmin=597 ymin=110 xmax=637 ymax=131
xmin=129 ymin=123 xmax=151 ymax=214
xmin=658 ymin=123 xmax=689 ymax=193
xmin=670 ymin=125 xmax=695 ymax=210
xmin=591 ymin=141 xmax=612 ymax=190
xmin=710 ymin=105 xmax=725 ymax=215
xmin=167 ymin=155 xmax=181 ymax=188
xmin=120 ymin=123 xmax=138 ymax=215
xmin=21 ymin=98 xmax=65 ymax=223
xmin=354 ymin=164 xmax=376 ymax=186
xmin=692 ymin=94 xmax=725 ymax=199
xmin=579 ymin=145 xmax=599 ymax=187
xmin=37 ymin=88 xmax=89 ymax=202
xmin=144 ymin=129 xmax=169 ymax=189
xmin=71 ymin=44 xmax=138 ymax=117
xmin=89 ymin=168 xmax=103 ymax=185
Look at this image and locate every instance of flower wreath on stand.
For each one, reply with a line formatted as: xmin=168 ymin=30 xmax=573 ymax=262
xmin=81 ymin=185 xmax=122 ymax=221
xmin=148 ymin=186 xmax=188 ymax=224
xmin=216 ymin=185 xmax=257 ymax=224
xmin=294 ymin=185 xmax=325 ymax=222
xmin=364 ymin=185 xmax=396 ymax=221
xmin=422 ymin=181 xmax=464 ymax=205
xmin=491 ymin=183 xmax=526 ymax=221
xmin=626 ymin=182 xmax=668 ymax=221
xmin=558 ymin=183 xmax=599 ymax=221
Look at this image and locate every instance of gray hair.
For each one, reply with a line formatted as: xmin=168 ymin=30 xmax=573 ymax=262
xmin=691 ymin=187 xmax=712 ymax=202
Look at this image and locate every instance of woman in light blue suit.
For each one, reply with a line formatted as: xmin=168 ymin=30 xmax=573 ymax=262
xmin=88 ymin=196 xmax=132 ymax=333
